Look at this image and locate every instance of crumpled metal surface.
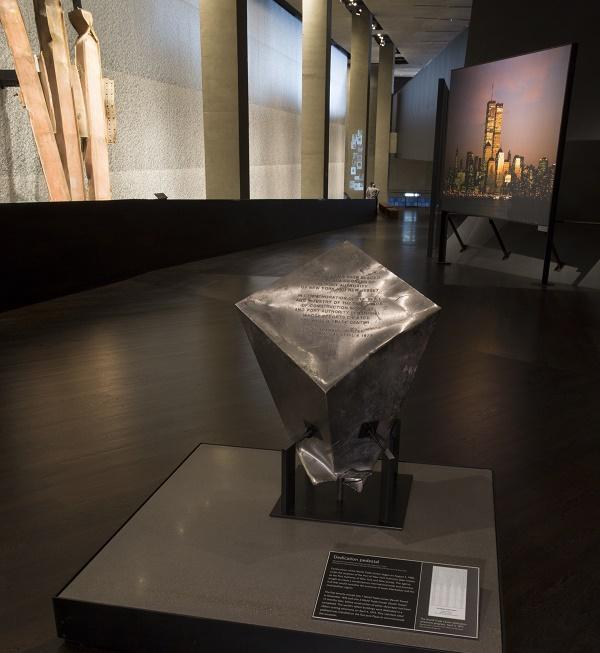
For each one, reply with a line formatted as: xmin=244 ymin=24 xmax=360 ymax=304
xmin=236 ymin=241 xmax=440 ymax=491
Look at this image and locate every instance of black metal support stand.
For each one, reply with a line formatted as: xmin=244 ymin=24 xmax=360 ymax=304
xmin=378 ymin=419 xmax=401 ymax=525
xmin=552 ymin=245 xmax=564 ymax=271
xmin=280 ymin=445 xmax=295 ymax=515
xmin=438 ymin=210 xmax=449 ymax=264
xmin=336 ymin=478 xmax=344 ymax=506
xmin=427 ymin=78 xmax=449 ymax=258
xmin=448 ymin=215 xmax=467 ymax=252
xmin=271 ymin=420 xmax=412 ymax=530
xmin=488 ymin=219 xmax=511 ymax=259
xmin=542 ymin=46 xmax=577 ymax=286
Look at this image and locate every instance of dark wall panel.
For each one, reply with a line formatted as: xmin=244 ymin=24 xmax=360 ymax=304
xmin=395 ymin=30 xmax=468 ymax=163
xmin=390 ymin=30 xmax=468 ymax=194
xmin=1 ymin=199 xmax=376 ymax=311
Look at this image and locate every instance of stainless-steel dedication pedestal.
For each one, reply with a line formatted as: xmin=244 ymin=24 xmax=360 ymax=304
xmin=52 ymin=246 xmax=500 ymax=652
xmin=237 ymin=242 xmax=440 ymax=496
xmin=54 ymin=445 xmax=503 ymax=653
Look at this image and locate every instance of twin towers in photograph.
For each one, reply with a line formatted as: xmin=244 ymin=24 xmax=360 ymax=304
xmin=444 ymin=89 xmax=555 ymax=203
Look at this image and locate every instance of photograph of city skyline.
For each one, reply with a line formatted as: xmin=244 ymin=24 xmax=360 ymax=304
xmin=441 ymin=45 xmax=572 ymax=226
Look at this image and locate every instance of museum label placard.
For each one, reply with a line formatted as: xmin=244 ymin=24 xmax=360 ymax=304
xmin=313 ymin=551 xmax=479 ymax=639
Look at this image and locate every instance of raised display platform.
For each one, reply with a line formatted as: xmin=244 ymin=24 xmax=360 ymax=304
xmin=54 ymin=445 xmax=503 ymax=652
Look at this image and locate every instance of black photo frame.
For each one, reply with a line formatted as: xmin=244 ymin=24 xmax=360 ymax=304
xmin=434 ymin=44 xmax=577 ymax=285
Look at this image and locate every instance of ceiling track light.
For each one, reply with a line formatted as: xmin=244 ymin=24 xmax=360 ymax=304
xmin=340 ymin=0 xmax=369 ymax=18
xmin=374 ymin=32 xmax=390 ymax=47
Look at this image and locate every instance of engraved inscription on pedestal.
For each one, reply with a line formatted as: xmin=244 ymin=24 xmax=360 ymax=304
xmin=295 ymin=273 xmax=388 ymax=339
xmin=237 ymin=241 xmax=440 ymax=490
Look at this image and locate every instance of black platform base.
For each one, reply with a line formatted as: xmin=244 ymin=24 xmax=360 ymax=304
xmin=270 ymin=467 xmax=413 ymax=530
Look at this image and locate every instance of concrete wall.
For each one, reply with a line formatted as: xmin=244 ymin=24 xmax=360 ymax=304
xmin=0 ymin=0 xmax=205 ymax=202
xmin=373 ymin=44 xmax=394 ymax=202
xmin=366 ymin=63 xmax=377 ymax=189
xmin=200 ymin=0 xmax=243 ymax=199
xmin=300 ymin=0 xmax=330 ymax=199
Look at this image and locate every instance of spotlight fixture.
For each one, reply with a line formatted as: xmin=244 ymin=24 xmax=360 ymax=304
xmin=375 ymin=31 xmax=387 ymax=47
xmin=339 ymin=0 xmax=368 ymax=17
xmin=394 ymin=48 xmax=409 ymax=65
xmin=368 ymin=16 xmax=390 ymax=48
xmin=340 ymin=1 xmax=394 ymax=50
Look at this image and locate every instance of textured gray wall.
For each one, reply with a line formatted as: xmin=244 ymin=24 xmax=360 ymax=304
xmin=0 ymin=0 xmax=205 ymax=202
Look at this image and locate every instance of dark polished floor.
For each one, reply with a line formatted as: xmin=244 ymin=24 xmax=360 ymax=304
xmin=1 ymin=210 xmax=599 ymax=653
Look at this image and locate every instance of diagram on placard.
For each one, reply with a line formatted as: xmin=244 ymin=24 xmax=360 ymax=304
xmin=428 ymin=565 xmax=468 ymax=621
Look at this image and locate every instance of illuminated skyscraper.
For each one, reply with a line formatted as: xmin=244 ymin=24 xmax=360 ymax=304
xmin=466 ymin=151 xmax=474 ymax=191
xmin=495 ymin=149 xmax=505 ymax=190
xmin=483 ymin=100 xmax=497 ymax=167
xmin=483 ymin=141 xmax=492 ymax=172
xmin=513 ymin=155 xmax=523 ymax=178
xmin=482 ymin=91 xmax=504 ymax=175
xmin=486 ymin=158 xmax=496 ymax=193
xmin=445 ymin=91 xmax=554 ymax=202
xmin=492 ymin=104 xmax=503 ymax=160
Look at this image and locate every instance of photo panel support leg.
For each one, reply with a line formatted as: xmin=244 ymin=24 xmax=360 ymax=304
xmin=542 ymin=44 xmax=577 ymax=286
xmin=552 ymin=244 xmax=564 ymax=271
xmin=438 ymin=210 xmax=449 ymax=264
xmin=488 ymin=219 xmax=510 ymax=259
xmin=448 ymin=215 xmax=467 ymax=252
xmin=427 ymin=78 xmax=449 ymax=258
